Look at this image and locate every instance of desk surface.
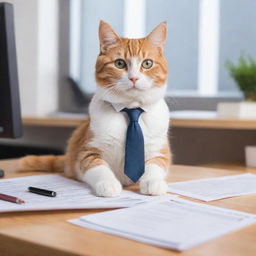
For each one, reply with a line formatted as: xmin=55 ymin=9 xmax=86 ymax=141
xmin=23 ymin=111 xmax=256 ymax=130
xmin=1 ymin=160 xmax=256 ymax=256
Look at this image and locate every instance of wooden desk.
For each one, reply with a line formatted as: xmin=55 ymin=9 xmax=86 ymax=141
xmin=1 ymin=160 xmax=256 ymax=256
xmin=22 ymin=111 xmax=256 ymax=130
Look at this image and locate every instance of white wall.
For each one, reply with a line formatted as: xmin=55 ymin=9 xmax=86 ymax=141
xmin=1 ymin=0 xmax=59 ymax=116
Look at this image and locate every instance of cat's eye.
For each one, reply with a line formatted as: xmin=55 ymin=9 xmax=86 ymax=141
xmin=114 ymin=59 xmax=126 ymax=69
xmin=142 ymin=59 xmax=153 ymax=69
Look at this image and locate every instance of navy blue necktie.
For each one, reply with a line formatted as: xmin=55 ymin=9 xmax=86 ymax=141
xmin=122 ymin=108 xmax=145 ymax=183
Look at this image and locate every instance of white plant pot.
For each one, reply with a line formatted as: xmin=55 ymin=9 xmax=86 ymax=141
xmin=245 ymin=146 xmax=256 ymax=168
xmin=217 ymin=102 xmax=256 ymax=118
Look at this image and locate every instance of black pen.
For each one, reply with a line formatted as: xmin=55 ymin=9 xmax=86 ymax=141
xmin=28 ymin=186 xmax=57 ymax=197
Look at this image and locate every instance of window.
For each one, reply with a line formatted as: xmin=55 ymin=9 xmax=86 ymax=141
xmin=69 ymin=0 xmax=256 ymax=99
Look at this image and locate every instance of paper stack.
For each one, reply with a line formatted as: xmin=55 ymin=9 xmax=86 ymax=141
xmin=0 ymin=174 xmax=168 ymax=212
xmin=68 ymin=196 xmax=256 ymax=251
xmin=168 ymin=173 xmax=256 ymax=201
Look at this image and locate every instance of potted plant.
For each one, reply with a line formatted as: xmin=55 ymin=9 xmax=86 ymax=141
xmin=217 ymin=55 xmax=256 ymax=118
xmin=225 ymin=55 xmax=256 ymax=166
xmin=226 ymin=55 xmax=256 ymax=101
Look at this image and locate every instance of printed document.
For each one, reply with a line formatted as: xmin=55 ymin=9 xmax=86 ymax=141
xmin=68 ymin=196 xmax=256 ymax=251
xmin=0 ymin=174 xmax=168 ymax=212
xmin=168 ymin=173 xmax=256 ymax=201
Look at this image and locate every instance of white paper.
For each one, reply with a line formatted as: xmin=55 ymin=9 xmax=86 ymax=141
xmin=168 ymin=173 xmax=256 ymax=201
xmin=0 ymin=174 xmax=168 ymax=212
xmin=68 ymin=196 xmax=256 ymax=251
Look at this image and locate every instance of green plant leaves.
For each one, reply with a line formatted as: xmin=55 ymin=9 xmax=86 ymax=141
xmin=226 ymin=54 xmax=256 ymax=100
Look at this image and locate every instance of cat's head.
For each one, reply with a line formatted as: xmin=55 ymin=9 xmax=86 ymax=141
xmin=95 ymin=21 xmax=168 ymax=107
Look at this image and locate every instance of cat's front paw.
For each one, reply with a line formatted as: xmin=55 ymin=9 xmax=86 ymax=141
xmin=95 ymin=179 xmax=122 ymax=197
xmin=140 ymin=178 xmax=168 ymax=196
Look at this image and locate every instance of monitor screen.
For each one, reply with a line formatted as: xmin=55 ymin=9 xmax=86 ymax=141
xmin=0 ymin=2 xmax=22 ymax=138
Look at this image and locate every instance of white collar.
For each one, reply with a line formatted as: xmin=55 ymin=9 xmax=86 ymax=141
xmin=111 ymin=103 xmax=148 ymax=112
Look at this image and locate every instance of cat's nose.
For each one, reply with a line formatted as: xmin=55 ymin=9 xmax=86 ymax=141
xmin=129 ymin=77 xmax=139 ymax=84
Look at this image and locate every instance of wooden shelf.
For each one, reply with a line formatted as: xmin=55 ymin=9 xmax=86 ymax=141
xmin=171 ymin=111 xmax=256 ymax=130
xmin=23 ymin=116 xmax=86 ymax=127
xmin=22 ymin=111 xmax=256 ymax=130
xmin=171 ymin=117 xmax=256 ymax=130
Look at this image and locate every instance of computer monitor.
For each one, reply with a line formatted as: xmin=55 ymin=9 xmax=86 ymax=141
xmin=0 ymin=2 xmax=22 ymax=138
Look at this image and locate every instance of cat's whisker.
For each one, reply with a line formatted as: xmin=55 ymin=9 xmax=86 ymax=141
xmin=94 ymin=85 xmax=117 ymax=102
xmin=94 ymin=83 xmax=117 ymax=101
xmin=104 ymin=83 xmax=117 ymax=88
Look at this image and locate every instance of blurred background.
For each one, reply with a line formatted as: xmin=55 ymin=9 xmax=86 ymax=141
xmin=1 ymin=0 xmax=256 ymax=170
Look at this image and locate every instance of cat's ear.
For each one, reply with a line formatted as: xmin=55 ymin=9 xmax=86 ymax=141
xmin=99 ymin=20 xmax=121 ymax=52
xmin=146 ymin=22 xmax=167 ymax=51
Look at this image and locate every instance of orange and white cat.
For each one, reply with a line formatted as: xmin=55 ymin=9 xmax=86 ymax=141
xmin=19 ymin=21 xmax=172 ymax=197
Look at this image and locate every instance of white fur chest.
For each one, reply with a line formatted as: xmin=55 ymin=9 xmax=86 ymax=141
xmin=88 ymin=97 xmax=170 ymax=185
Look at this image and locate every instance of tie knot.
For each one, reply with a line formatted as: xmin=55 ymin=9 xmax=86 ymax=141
xmin=122 ymin=108 xmax=144 ymax=122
